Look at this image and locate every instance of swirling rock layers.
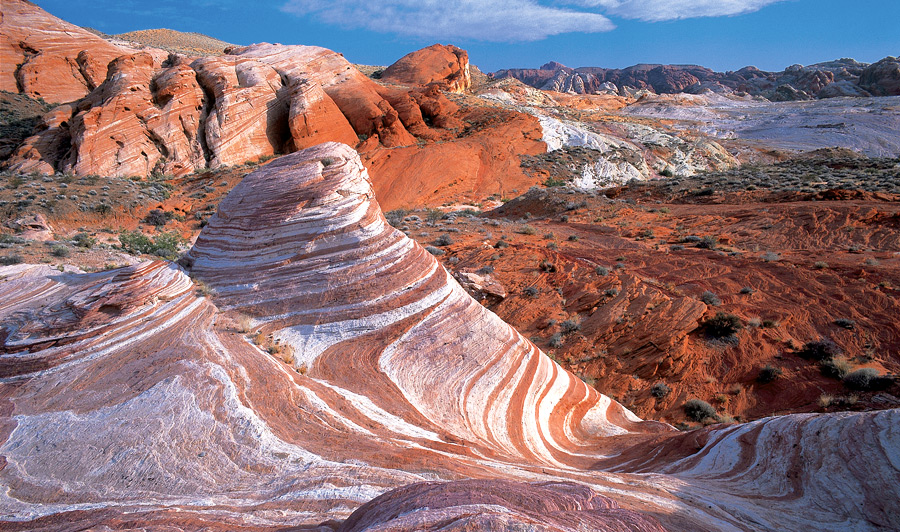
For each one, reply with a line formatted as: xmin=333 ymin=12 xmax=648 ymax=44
xmin=2 ymin=143 xmax=898 ymax=531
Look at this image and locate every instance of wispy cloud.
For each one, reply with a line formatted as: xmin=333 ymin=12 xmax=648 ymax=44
xmin=567 ymin=0 xmax=787 ymax=22
xmin=280 ymin=0 xmax=615 ymax=41
xmin=281 ymin=0 xmax=786 ymax=41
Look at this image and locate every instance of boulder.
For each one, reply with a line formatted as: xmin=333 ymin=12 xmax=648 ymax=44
xmin=381 ymin=44 xmax=471 ymax=93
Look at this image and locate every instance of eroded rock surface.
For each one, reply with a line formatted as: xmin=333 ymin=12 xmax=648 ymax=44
xmin=381 ymin=44 xmax=471 ymax=93
xmin=0 ymin=0 xmax=133 ymax=103
xmin=2 ymin=143 xmax=898 ymax=531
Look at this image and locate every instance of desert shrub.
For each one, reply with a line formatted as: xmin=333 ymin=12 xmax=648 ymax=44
xmin=0 ymin=234 xmax=25 ymax=244
xmin=650 ymin=382 xmax=671 ymax=398
xmin=700 ymin=291 xmax=722 ymax=306
xmin=560 ymin=319 xmax=580 ymax=335
xmin=761 ymin=251 xmax=781 ymax=262
xmin=739 ymin=286 xmax=755 ymax=294
xmin=547 ymin=242 xmax=558 ymax=250
xmin=697 ymin=236 xmax=718 ymax=249
xmin=495 ymin=240 xmax=509 ymax=249
xmin=51 ymin=244 xmax=70 ymax=257
xmin=683 ymin=399 xmax=717 ymax=422
xmin=523 ymin=286 xmax=539 ymax=297
xmin=152 ymin=232 xmax=187 ymax=259
xmin=94 ymin=203 xmax=113 ymax=215
xmin=143 ymin=209 xmax=169 ymax=227
xmin=762 ymin=319 xmax=779 ymax=328
xmin=604 ymin=288 xmax=619 ymax=297
xmin=814 ymin=261 xmax=829 ymax=269
xmin=833 ymin=318 xmax=856 ymax=330
xmin=426 ymin=209 xmax=444 ymax=223
xmin=843 ymin=368 xmax=892 ymax=391
xmin=477 ymin=265 xmax=495 ymax=275
xmin=0 ymin=254 xmax=24 ymax=265
xmin=544 ymin=177 xmax=566 ymax=187
xmin=433 ymin=234 xmax=453 ymax=247
xmin=595 ymin=266 xmax=609 ymax=276
xmin=119 ymin=231 xmax=185 ymax=259
xmin=567 ymin=234 xmax=579 ymax=242
xmin=670 ymin=244 xmax=684 ymax=251
xmin=703 ymin=312 xmax=743 ymax=338
xmin=660 ymin=167 xmax=674 ymax=177
xmin=72 ymin=232 xmax=96 ymax=248
xmin=757 ymin=365 xmax=782 ymax=383
xmin=385 ymin=209 xmax=408 ymax=227
xmin=797 ymin=339 xmax=840 ymax=361
xmin=681 ymin=235 xmax=701 ymax=243
xmin=518 ymin=225 xmax=537 ymax=235
xmin=425 ymin=245 xmax=444 ymax=256
xmin=820 ymin=357 xmax=853 ymax=379
xmin=548 ymin=333 xmax=563 ymax=348
xmin=539 ymin=260 xmax=556 ymax=273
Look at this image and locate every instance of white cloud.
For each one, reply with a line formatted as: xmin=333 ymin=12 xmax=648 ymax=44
xmin=566 ymin=0 xmax=787 ymax=22
xmin=281 ymin=0 xmax=787 ymax=41
xmin=281 ymin=0 xmax=615 ymax=41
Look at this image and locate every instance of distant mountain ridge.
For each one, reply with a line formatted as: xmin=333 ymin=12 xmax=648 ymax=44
xmin=492 ymin=56 xmax=900 ymax=100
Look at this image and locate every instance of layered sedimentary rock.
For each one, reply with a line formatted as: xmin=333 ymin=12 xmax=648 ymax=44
xmin=381 ymin=44 xmax=471 ymax=93
xmin=494 ymin=57 xmax=898 ymax=99
xmin=2 ymin=143 xmax=898 ymax=530
xmin=0 ymin=0 xmax=139 ymax=103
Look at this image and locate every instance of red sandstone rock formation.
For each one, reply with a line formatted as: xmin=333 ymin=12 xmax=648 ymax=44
xmin=0 ymin=0 xmax=140 ymax=103
xmin=381 ymin=44 xmax=471 ymax=93
xmin=1 ymin=143 xmax=898 ymax=531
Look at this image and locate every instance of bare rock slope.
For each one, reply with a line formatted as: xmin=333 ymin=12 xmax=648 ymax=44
xmin=2 ymin=143 xmax=898 ymax=531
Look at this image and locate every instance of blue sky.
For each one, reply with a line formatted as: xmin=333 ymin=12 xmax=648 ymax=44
xmin=33 ymin=0 xmax=900 ymax=72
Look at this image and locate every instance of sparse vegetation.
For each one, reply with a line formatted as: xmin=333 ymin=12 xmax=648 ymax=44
xmin=703 ymin=312 xmax=743 ymax=338
xmin=843 ymin=368 xmax=892 ymax=391
xmin=51 ymin=244 xmax=70 ymax=257
xmin=833 ymin=318 xmax=856 ymax=330
xmin=700 ymin=291 xmax=721 ymax=306
xmin=797 ymin=339 xmax=840 ymax=361
xmin=0 ymin=254 xmax=24 ymax=265
xmin=820 ymin=356 xmax=853 ymax=379
xmin=119 ymin=230 xmax=186 ymax=259
xmin=650 ymin=382 xmax=671 ymax=398
xmin=757 ymin=365 xmax=782 ymax=383
xmin=683 ymin=399 xmax=717 ymax=422
xmin=433 ymin=234 xmax=453 ymax=247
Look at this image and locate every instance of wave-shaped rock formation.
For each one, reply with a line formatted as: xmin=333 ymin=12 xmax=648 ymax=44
xmin=2 ymin=142 xmax=898 ymax=530
xmin=494 ymin=57 xmax=900 ymax=100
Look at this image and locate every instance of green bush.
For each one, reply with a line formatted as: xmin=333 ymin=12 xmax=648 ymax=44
xmin=119 ymin=231 xmax=186 ymax=259
xmin=51 ymin=244 xmax=70 ymax=257
xmin=683 ymin=399 xmax=717 ymax=422
xmin=0 ymin=254 xmax=24 ymax=265
xmin=72 ymin=233 xmax=96 ymax=248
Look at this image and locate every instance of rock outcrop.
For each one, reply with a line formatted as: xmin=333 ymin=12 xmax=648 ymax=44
xmin=0 ymin=0 xmax=138 ymax=103
xmin=494 ymin=57 xmax=895 ymax=100
xmin=2 ymin=143 xmax=898 ymax=530
xmin=381 ymin=44 xmax=471 ymax=93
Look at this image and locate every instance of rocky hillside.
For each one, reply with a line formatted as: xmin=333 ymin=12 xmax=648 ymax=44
xmin=113 ymin=29 xmax=234 ymax=57
xmin=494 ymin=56 xmax=900 ymax=100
